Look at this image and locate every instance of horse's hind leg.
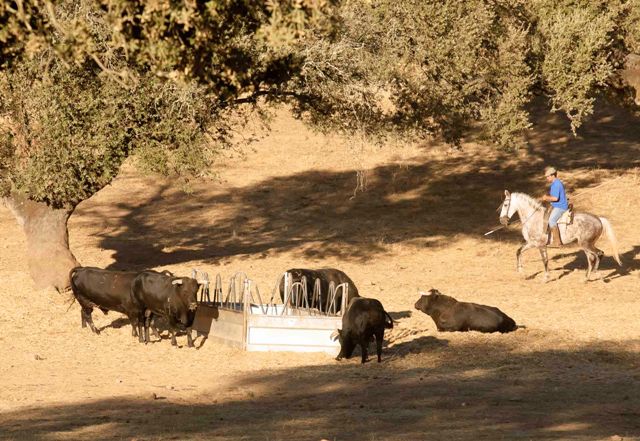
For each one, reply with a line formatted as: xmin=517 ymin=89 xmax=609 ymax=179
xmin=583 ymin=248 xmax=595 ymax=282
xmin=587 ymin=244 xmax=603 ymax=278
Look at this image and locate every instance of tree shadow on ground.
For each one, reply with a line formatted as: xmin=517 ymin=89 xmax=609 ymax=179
xmin=69 ymin=98 xmax=640 ymax=270
xmin=3 ymin=339 xmax=640 ymax=440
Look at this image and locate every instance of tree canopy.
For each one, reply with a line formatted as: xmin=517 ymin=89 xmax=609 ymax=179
xmin=1 ymin=0 xmax=639 ymax=210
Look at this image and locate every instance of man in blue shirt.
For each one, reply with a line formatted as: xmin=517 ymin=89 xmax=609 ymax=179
xmin=541 ymin=166 xmax=569 ymax=247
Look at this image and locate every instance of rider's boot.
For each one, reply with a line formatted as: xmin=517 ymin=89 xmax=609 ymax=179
xmin=548 ymin=226 xmax=562 ymax=248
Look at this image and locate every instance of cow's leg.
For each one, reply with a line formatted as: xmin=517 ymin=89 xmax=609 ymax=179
xmin=170 ymin=329 xmax=178 ymax=346
xmin=197 ymin=334 xmax=208 ymax=350
xmin=186 ymin=328 xmax=194 ymax=348
xmin=134 ymin=312 xmax=145 ymax=343
xmin=138 ymin=317 xmax=145 ymax=343
xmin=360 ymin=339 xmax=368 ymax=364
xmin=151 ymin=318 xmax=161 ymax=340
xmin=375 ymin=329 xmax=384 ymax=363
xmin=538 ymin=247 xmax=549 ymax=283
xmin=516 ymin=242 xmax=535 ymax=273
xmin=131 ymin=316 xmax=139 ymax=338
xmin=81 ymin=310 xmax=87 ymax=328
xmin=82 ymin=307 xmax=100 ymax=334
xmin=144 ymin=310 xmax=153 ymax=344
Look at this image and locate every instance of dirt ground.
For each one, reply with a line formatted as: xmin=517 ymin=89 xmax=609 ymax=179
xmin=1 ymin=101 xmax=640 ymax=441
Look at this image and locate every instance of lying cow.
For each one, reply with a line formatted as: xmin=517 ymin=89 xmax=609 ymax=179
xmin=69 ymin=267 xmax=143 ymax=338
xmin=279 ymin=268 xmax=360 ymax=312
xmin=331 ymin=297 xmax=393 ymax=364
xmin=132 ymin=271 xmax=199 ymax=347
xmin=414 ymin=289 xmax=517 ymax=333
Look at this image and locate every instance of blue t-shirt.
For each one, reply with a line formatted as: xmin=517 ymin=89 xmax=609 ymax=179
xmin=549 ymin=178 xmax=569 ymax=209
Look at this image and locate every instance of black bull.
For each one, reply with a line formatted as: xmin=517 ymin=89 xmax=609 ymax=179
xmin=332 ymin=297 xmax=394 ymax=364
xmin=414 ymin=289 xmax=517 ymax=333
xmin=70 ymin=267 xmax=200 ymax=346
xmin=70 ymin=267 xmax=143 ymax=336
xmin=132 ymin=271 xmax=200 ymax=347
xmin=278 ymin=268 xmax=360 ymax=312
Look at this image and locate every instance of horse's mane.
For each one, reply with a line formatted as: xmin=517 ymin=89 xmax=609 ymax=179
xmin=512 ymin=192 xmax=542 ymax=210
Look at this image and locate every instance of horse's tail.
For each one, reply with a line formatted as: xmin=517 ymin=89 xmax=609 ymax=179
xmin=599 ymin=217 xmax=622 ymax=266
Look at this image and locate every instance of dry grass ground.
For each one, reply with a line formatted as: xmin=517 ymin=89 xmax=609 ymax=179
xmin=1 ymin=100 xmax=640 ymax=440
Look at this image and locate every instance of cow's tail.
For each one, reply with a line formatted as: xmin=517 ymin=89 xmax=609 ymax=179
xmin=67 ymin=267 xmax=82 ymax=310
xmin=384 ymin=312 xmax=394 ymax=329
xmin=599 ymin=217 xmax=622 ymax=266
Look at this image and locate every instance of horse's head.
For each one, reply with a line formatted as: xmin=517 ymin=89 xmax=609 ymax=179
xmin=499 ymin=190 xmax=516 ymax=225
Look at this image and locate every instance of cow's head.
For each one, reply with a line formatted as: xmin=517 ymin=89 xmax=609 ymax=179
xmin=331 ymin=328 xmax=355 ymax=360
xmin=171 ymin=277 xmax=199 ymax=326
xmin=415 ymin=288 xmax=441 ymax=313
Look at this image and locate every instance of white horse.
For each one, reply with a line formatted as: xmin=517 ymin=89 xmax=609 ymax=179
xmin=499 ymin=190 xmax=621 ymax=282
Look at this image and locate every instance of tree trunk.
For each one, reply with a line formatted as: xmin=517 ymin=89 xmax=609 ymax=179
xmin=3 ymin=192 xmax=79 ymax=291
xmin=620 ymin=53 xmax=640 ymax=106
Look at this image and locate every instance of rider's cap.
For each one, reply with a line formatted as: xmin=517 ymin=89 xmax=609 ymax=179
xmin=544 ymin=166 xmax=557 ymax=176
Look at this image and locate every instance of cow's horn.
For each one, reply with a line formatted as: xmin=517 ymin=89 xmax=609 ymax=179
xmin=172 ymin=279 xmax=183 ymax=285
xmin=330 ymin=330 xmax=339 ymax=341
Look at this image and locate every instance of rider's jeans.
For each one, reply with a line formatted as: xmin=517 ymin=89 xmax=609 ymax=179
xmin=548 ymin=207 xmax=567 ymax=227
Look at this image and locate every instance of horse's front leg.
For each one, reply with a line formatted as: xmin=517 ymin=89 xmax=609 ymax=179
xmin=538 ymin=247 xmax=549 ymax=283
xmin=516 ymin=242 xmax=536 ymax=273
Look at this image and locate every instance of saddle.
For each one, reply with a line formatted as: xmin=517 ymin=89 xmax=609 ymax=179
xmin=542 ymin=203 xmax=574 ymax=233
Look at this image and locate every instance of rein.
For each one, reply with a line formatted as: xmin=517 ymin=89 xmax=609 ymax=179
xmin=485 ymin=195 xmax=542 ymax=236
xmin=519 ymin=204 xmax=542 ymax=227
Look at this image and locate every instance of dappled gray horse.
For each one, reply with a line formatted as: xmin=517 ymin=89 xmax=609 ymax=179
xmin=499 ymin=190 xmax=621 ymax=282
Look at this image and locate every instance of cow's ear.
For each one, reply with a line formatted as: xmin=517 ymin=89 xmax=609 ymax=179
xmin=504 ymin=189 xmax=510 ymax=197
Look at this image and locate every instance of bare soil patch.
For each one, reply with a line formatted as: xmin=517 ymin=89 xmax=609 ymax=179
xmin=1 ymin=102 xmax=640 ymax=440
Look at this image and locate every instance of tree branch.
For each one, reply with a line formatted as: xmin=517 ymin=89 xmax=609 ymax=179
xmin=230 ymin=90 xmax=313 ymax=106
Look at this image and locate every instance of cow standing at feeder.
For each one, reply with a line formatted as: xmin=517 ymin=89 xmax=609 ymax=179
xmin=279 ymin=268 xmax=360 ymax=312
xmin=69 ymin=267 xmax=144 ymax=339
xmin=132 ymin=271 xmax=200 ymax=347
xmin=332 ymin=297 xmax=393 ymax=364
xmin=414 ymin=289 xmax=517 ymax=333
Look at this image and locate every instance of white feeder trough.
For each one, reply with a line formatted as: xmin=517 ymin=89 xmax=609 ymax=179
xmin=192 ymin=272 xmax=348 ymax=355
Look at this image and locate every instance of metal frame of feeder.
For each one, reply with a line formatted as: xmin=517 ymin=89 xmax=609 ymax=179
xmin=192 ymin=271 xmax=348 ymax=354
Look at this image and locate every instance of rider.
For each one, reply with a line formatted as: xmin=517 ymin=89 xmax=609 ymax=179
xmin=541 ymin=166 xmax=568 ymax=247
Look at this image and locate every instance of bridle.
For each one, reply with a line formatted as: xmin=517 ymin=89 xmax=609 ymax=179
xmin=499 ymin=195 xmax=512 ymax=225
xmin=500 ymin=193 xmax=542 ymax=227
